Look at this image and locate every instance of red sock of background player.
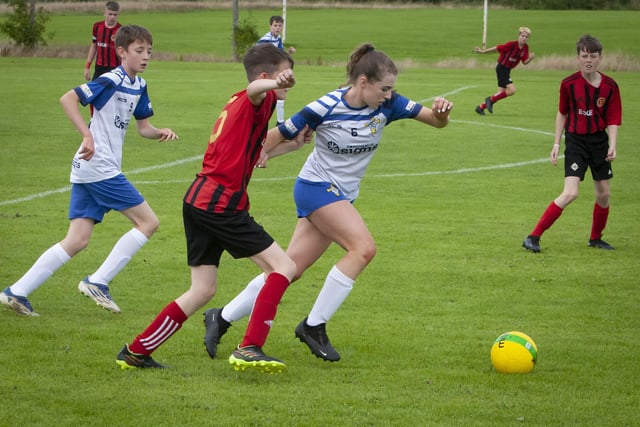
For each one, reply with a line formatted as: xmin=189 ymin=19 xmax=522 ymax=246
xmin=128 ymin=301 xmax=188 ymax=355
xmin=491 ymin=91 xmax=508 ymax=104
xmin=590 ymin=202 xmax=609 ymax=240
xmin=240 ymin=272 xmax=290 ymax=348
xmin=531 ymin=201 xmax=563 ymax=237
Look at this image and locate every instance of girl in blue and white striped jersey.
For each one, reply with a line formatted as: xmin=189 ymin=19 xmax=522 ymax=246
xmin=204 ymin=43 xmax=453 ymax=363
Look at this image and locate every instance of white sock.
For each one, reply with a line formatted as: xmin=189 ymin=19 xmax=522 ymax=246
xmin=89 ymin=228 xmax=148 ymax=286
xmin=10 ymin=243 xmax=71 ymax=297
xmin=221 ymin=273 xmax=265 ymax=322
xmin=307 ymin=265 xmax=354 ymax=326
xmin=276 ymin=99 xmax=285 ymax=123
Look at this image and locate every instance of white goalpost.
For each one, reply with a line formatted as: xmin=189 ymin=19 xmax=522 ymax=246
xmin=482 ymin=0 xmax=488 ymax=48
xmin=282 ymin=0 xmax=287 ymax=43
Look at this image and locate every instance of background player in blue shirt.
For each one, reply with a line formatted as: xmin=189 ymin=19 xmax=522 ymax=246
xmin=1 ymin=25 xmax=178 ymax=317
xmin=256 ymin=15 xmax=296 ymax=125
xmin=203 ymin=43 xmax=453 ymax=363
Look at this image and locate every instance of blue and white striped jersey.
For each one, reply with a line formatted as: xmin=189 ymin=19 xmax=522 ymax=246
xmin=71 ymin=66 xmax=153 ymax=184
xmin=280 ymin=88 xmax=423 ymax=201
xmin=256 ymin=32 xmax=284 ymax=50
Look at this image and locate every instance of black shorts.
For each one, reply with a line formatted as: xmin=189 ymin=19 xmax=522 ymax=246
xmin=495 ymin=64 xmax=512 ymax=88
xmin=182 ymin=202 xmax=274 ymax=267
xmin=564 ymin=131 xmax=613 ymax=181
xmin=92 ymin=65 xmax=114 ymax=80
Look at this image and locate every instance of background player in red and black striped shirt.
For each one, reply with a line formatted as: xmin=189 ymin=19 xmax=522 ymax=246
xmin=523 ymin=34 xmax=622 ymax=253
xmin=474 ymin=27 xmax=535 ymax=115
xmin=84 ymin=1 xmax=121 ymax=81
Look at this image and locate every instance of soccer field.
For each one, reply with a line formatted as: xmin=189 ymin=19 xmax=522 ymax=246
xmin=1 ymin=7 xmax=639 ymax=426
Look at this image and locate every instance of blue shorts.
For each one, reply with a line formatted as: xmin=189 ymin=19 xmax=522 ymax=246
xmin=293 ymin=178 xmax=349 ymax=218
xmin=69 ymin=174 xmax=144 ymax=223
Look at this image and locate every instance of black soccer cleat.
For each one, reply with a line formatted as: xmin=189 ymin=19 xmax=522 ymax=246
xmin=116 ymin=344 xmax=167 ymax=369
xmin=295 ymin=318 xmax=340 ymax=362
xmin=588 ymin=238 xmax=615 ymax=250
xmin=485 ymin=96 xmax=494 ymax=114
xmin=228 ymin=345 xmax=286 ymax=373
xmin=475 ymin=105 xmax=485 ymax=116
xmin=203 ymin=307 xmax=231 ymax=359
xmin=522 ymin=235 xmax=541 ymax=253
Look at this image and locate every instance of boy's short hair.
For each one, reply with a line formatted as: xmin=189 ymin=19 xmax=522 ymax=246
xmin=106 ymin=1 xmax=120 ymax=12
xmin=576 ymin=34 xmax=603 ymax=54
xmin=519 ymin=26 xmax=531 ymax=36
xmin=269 ymin=15 xmax=284 ymax=24
xmin=243 ymin=44 xmax=293 ymax=82
xmin=115 ymin=25 xmax=152 ymax=50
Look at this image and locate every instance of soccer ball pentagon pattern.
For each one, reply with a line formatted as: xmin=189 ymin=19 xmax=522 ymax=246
xmin=490 ymin=331 xmax=538 ymax=373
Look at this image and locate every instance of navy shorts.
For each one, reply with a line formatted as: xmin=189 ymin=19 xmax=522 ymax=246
xmin=182 ymin=202 xmax=274 ymax=267
xmin=495 ymin=64 xmax=513 ymax=88
xmin=564 ymin=131 xmax=613 ymax=181
xmin=293 ymin=178 xmax=349 ymax=218
xmin=69 ymin=174 xmax=144 ymax=223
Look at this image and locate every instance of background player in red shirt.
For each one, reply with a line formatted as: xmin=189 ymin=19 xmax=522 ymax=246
xmin=474 ymin=27 xmax=535 ymax=115
xmin=84 ymin=1 xmax=121 ymax=81
xmin=523 ymin=34 xmax=622 ymax=253
xmin=116 ymin=44 xmax=309 ymax=373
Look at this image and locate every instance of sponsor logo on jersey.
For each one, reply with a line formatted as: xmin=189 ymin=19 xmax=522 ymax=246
xmin=284 ymin=118 xmax=298 ymax=133
xmin=114 ymin=115 xmax=130 ymax=130
xmin=79 ymin=84 xmax=93 ymax=98
xmin=327 ymin=141 xmax=378 ymax=155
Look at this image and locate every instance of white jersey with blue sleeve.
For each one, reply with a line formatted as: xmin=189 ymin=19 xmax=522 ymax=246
xmin=280 ymin=88 xmax=423 ymax=201
xmin=70 ymin=66 xmax=153 ymax=184
xmin=256 ymin=32 xmax=284 ymax=50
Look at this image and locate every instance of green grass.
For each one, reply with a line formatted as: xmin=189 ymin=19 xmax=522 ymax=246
xmin=1 ymin=7 xmax=640 ymax=427
xmin=2 ymin=7 xmax=640 ymax=65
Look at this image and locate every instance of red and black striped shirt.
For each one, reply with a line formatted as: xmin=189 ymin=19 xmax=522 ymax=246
xmin=559 ymin=71 xmax=622 ymax=135
xmin=92 ymin=21 xmax=121 ymax=68
xmin=184 ymin=89 xmax=277 ymax=214
xmin=496 ymin=40 xmax=529 ymax=70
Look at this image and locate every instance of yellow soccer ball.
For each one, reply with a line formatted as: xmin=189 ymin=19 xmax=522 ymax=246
xmin=490 ymin=331 xmax=538 ymax=373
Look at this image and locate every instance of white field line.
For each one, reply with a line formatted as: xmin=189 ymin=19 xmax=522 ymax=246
xmin=1 ymin=86 xmax=559 ymax=207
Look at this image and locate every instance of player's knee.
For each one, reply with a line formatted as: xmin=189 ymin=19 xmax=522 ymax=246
xmin=141 ymin=215 xmax=160 ymax=237
xmin=358 ymin=240 xmax=377 ymax=266
xmin=563 ymin=191 xmax=579 ymax=203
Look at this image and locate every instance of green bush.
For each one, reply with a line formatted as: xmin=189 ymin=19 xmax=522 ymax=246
xmin=0 ymin=0 xmax=52 ymax=48
xmin=233 ymin=17 xmax=259 ymax=61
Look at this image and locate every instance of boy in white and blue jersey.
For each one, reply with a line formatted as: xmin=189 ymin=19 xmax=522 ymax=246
xmin=256 ymin=15 xmax=295 ymax=124
xmin=203 ymin=43 xmax=453 ymax=364
xmin=1 ymin=25 xmax=178 ymax=317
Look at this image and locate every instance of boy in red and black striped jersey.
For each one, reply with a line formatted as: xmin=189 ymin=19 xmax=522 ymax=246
xmin=117 ymin=44 xmax=310 ymax=372
xmin=474 ymin=27 xmax=535 ymax=115
xmin=523 ymin=34 xmax=622 ymax=253
xmin=84 ymin=1 xmax=121 ymax=81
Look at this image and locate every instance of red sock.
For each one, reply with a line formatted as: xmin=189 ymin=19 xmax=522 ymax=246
xmin=480 ymin=102 xmax=487 ymax=109
xmin=531 ymin=201 xmax=564 ymax=237
xmin=491 ymin=91 xmax=508 ymax=103
xmin=590 ymin=203 xmax=609 ymax=240
xmin=129 ymin=301 xmax=188 ymax=355
xmin=240 ymin=272 xmax=290 ymax=348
